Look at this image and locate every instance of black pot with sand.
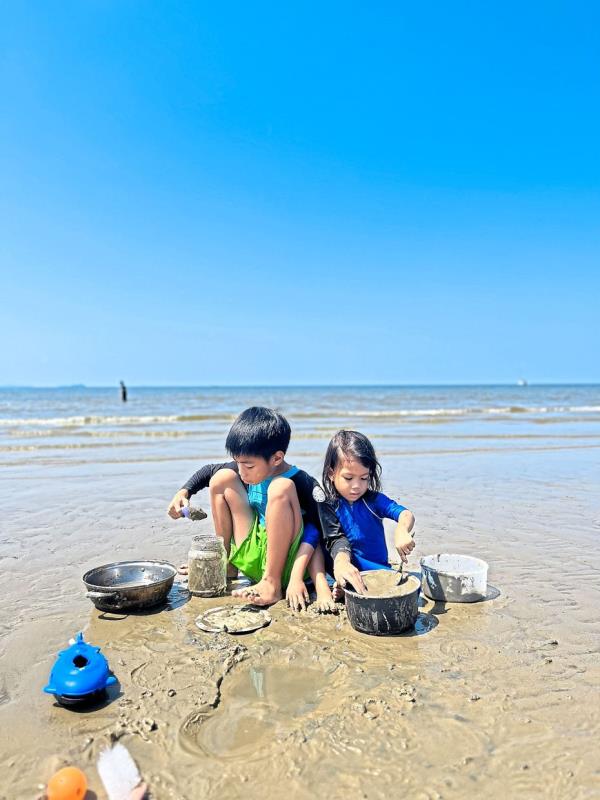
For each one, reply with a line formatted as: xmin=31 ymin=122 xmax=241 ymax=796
xmin=344 ymin=569 xmax=420 ymax=636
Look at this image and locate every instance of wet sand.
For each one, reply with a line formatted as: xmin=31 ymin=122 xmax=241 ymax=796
xmin=359 ymin=569 xmax=419 ymax=597
xmin=1 ymin=444 xmax=599 ymax=799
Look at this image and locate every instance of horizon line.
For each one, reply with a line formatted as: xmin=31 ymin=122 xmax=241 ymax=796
xmin=1 ymin=381 xmax=599 ymax=390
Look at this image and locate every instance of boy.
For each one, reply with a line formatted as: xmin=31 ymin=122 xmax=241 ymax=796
xmin=167 ymin=406 xmax=340 ymax=609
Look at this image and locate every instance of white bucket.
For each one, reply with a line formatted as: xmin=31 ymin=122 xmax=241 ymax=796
xmin=420 ymin=553 xmax=488 ymax=602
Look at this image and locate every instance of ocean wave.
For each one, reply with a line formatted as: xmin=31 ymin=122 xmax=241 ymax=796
xmin=0 ymin=413 xmax=232 ymax=428
xmin=3 ymin=442 xmax=599 ymax=470
xmin=345 ymin=405 xmax=600 ymax=417
xmin=0 ymin=405 xmax=599 ymax=429
xmin=6 ymin=427 xmax=215 ymax=440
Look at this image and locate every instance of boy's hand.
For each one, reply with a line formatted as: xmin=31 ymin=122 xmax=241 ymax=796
xmin=167 ymin=489 xmax=190 ymax=519
xmin=286 ymin=579 xmax=310 ymax=612
xmin=333 ymin=552 xmax=366 ymax=594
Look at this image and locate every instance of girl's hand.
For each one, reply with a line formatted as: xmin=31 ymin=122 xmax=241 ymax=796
xmin=167 ymin=489 xmax=189 ymax=519
xmin=395 ymin=527 xmax=415 ymax=563
xmin=396 ymin=538 xmax=415 ymax=563
xmin=394 ymin=512 xmax=415 ymax=563
xmin=286 ymin=579 xmax=310 ymax=612
xmin=333 ymin=553 xmax=366 ymax=594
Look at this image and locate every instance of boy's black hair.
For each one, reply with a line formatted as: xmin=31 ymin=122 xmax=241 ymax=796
xmin=225 ymin=406 xmax=291 ymax=461
xmin=322 ymin=430 xmax=382 ymax=500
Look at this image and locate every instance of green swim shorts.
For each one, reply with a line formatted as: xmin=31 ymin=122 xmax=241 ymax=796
xmin=229 ymin=516 xmax=304 ymax=588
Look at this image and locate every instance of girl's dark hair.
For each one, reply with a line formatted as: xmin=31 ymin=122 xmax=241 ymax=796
xmin=322 ymin=430 xmax=382 ymax=500
xmin=225 ymin=406 xmax=291 ymax=460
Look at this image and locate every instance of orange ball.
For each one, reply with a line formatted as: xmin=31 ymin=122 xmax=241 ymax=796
xmin=47 ymin=766 xmax=87 ymax=800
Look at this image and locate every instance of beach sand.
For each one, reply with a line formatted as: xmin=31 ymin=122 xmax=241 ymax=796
xmin=1 ymin=387 xmax=599 ymax=799
xmin=0 ymin=380 xmax=600 ymax=800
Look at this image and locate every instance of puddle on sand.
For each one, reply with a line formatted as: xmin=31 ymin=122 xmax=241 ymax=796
xmin=179 ymin=664 xmax=327 ymax=759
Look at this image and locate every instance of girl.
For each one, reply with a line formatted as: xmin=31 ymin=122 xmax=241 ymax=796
xmin=322 ymin=430 xmax=415 ymax=594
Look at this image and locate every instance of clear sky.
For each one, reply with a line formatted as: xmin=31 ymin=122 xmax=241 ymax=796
xmin=1 ymin=1 xmax=598 ymax=386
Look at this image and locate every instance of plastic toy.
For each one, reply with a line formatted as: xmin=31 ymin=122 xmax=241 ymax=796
xmin=43 ymin=632 xmax=117 ymax=706
xmin=46 ymin=766 xmax=87 ymax=799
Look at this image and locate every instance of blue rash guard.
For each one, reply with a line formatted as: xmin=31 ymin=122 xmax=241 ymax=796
xmin=306 ymin=491 xmax=407 ymax=571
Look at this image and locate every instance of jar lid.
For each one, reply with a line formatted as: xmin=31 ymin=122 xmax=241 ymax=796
xmin=190 ymin=534 xmax=223 ymax=552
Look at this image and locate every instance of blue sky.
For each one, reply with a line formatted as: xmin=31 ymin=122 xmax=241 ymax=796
xmin=1 ymin=1 xmax=598 ymax=386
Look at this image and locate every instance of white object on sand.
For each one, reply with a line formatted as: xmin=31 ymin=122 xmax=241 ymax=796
xmin=97 ymin=742 xmax=142 ymax=800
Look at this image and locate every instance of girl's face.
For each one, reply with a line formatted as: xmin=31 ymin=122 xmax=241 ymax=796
xmin=329 ymin=457 xmax=370 ymax=503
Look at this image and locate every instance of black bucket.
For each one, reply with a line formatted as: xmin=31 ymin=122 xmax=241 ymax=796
xmin=345 ymin=571 xmax=420 ymax=636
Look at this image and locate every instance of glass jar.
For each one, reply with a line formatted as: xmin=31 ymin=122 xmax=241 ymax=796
xmin=187 ymin=534 xmax=227 ymax=597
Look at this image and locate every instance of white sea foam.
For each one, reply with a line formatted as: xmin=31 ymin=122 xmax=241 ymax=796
xmin=0 ymin=405 xmax=599 ymax=429
xmin=346 ymin=405 xmax=600 ymax=418
xmin=0 ymin=414 xmax=183 ymax=427
xmin=346 ymin=408 xmax=468 ymax=417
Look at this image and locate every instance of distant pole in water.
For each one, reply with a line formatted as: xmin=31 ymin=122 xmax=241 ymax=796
xmin=120 ymin=381 xmax=127 ymax=402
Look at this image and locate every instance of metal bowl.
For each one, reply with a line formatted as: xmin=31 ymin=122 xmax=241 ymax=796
xmin=83 ymin=560 xmax=177 ymax=612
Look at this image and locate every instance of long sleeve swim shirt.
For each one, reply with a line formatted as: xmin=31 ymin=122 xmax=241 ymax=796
xmin=181 ymin=462 xmax=347 ymax=549
xmin=324 ymin=492 xmax=408 ymax=565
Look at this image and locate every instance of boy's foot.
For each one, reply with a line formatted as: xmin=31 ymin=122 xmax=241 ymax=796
xmin=178 ymin=563 xmax=188 ymax=576
xmin=332 ymin=581 xmax=345 ymax=602
xmin=232 ymin=576 xmax=282 ymax=607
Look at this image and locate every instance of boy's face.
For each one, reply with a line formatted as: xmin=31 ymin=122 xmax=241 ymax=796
xmin=234 ymin=452 xmax=284 ymax=485
xmin=329 ymin=458 xmax=370 ymax=503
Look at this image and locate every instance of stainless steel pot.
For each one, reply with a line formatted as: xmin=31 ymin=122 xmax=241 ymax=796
xmin=82 ymin=560 xmax=177 ymax=612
